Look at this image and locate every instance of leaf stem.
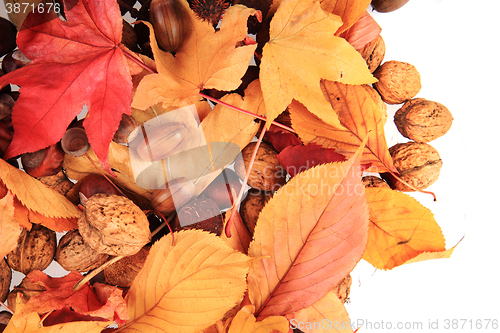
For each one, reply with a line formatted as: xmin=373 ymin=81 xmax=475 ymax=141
xmin=73 ymin=255 xmax=124 ymax=291
xmin=225 ymin=125 xmax=267 ymax=237
xmin=198 ymin=92 xmax=296 ymax=134
xmin=122 ymin=48 xmax=157 ymax=74
xmin=0 ymin=300 xmax=13 ymax=314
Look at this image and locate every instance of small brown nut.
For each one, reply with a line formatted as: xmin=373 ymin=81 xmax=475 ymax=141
xmin=135 ymin=122 xmax=187 ymax=162
xmin=113 ymin=113 xmax=138 ymax=143
xmin=150 ymin=177 xmax=196 ymax=215
xmin=78 ymin=193 xmax=151 ymax=256
xmin=384 ymin=142 xmax=442 ymax=191
xmin=55 ymin=230 xmax=109 ymax=272
xmin=0 ymin=258 xmax=11 ymax=302
xmin=240 ymin=189 xmax=273 ymax=236
xmin=234 ymin=142 xmax=286 ymax=192
xmin=122 ymin=20 xmax=138 ymax=52
xmin=373 ymin=61 xmax=421 ymax=105
xmin=7 ymin=224 xmax=56 ymax=275
xmin=358 ymin=34 xmax=385 ymax=73
xmin=362 ymin=84 xmax=387 ymax=124
xmin=362 ymin=176 xmax=390 ymax=189
xmin=394 ymin=98 xmax=453 ymax=143
xmin=104 ymin=246 xmax=150 ymax=287
xmin=173 ymin=196 xmax=224 ymax=235
xmin=371 ymin=0 xmax=410 ymax=13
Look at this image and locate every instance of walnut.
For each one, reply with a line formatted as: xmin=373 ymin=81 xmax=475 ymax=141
xmin=55 ymin=230 xmax=109 ymax=272
xmin=0 ymin=258 xmax=11 ymax=303
xmin=362 ymin=176 xmax=390 ymax=189
xmin=6 ymin=224 xmax=56 ymax=274
xmin=384 ymin=142 xmax=442 ymax=191
xmin=78 ymin=193 xmax=151 ymax=256
xmin=373 ymin=61 xmax=421 ymax=105
xmin=363 ymin=84 xmax=387 ymax=124
xmin=234 ymin=142 xmax=286 ymax=192
xmin=358 ymin=34 xmax=385 ymax=73
xmin=394 ymin=98 xmax=453 ymax=143
xmin=104 ymin=246 xmax=150 ymax=287
xmin=240 ymin=189 xmax=273 ymax=236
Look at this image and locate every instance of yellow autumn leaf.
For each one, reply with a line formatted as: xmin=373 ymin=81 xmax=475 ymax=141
xmin=291 ymin=291 xmax=352 ymax=333
xmin=260 ymin=0 xmax=375 ymax=128
xmin=121 ymin=230 xmax=252 ymax=333
xmin=404 ymin=238 xmax=462 ymax=265
xmin=131 ymin=1 xmax=257 ymax=110
xmin=228 ymin=305 xmax=289 ymax=333
xmin=0 ymin=192 xmax=22 ymax=259
xmin=4 ymin=294 xmax=111 ymax=333
xmin=319 ymin=0 xmax=372 ymax=34
xmin=363 ymin=187 xmax=448 ymax=270
xmin=0 ymin=158 xmax=80 ymax=219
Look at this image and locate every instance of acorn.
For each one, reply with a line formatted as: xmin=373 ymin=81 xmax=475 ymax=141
xmin=113 ymin=113 xmax=139 ymax=143
xmin=371 ymin=0 xmax=410 ymax=13
xmin=149 ymin=0 xmax=185 ymax=53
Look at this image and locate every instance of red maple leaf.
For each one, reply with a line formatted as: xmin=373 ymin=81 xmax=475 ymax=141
xmin=0 ymin=0 xmax=137 ymax=172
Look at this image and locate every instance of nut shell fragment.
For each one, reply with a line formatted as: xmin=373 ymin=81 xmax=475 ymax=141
xmin=104 ymin=246 xmax=150 ymax=287
xmin=0 ymin=258 xmax=11 ymax=302
xmin=394 ymin=98 xmax=453 ymax=142
xmin=78 ymin=193 xmax=151 ymax=256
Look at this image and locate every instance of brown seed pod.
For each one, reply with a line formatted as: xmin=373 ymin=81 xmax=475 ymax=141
xmin=149 ymin=0 xmax=185 ymax=53
xmin=122 ymin=20 xmax=139 ymax=52
xmin=150 ymin=177 xmax=196 ymax=215
xmin=36 ymin=170 xmax=74 ymax=196
xmin=173 ymin=196 xmax=224 ymax=235
xmin=0 ymin=258 xmax=11 ymax=303
xmin=6 ymin=224 xmax=57 ymax=275
xmin=104 ymin=246 xmax=150 ymax=287
xmin=234 ymin=142 xmax=286 ymax=192
xmin=373 ymin=60 xmax=421 ymax=105
xmin=135 ymin=122 xmax=187 ymax=162
xmin=21 ymin=143 xmax=65 ymax=178
xmin=0 ymin=93 xmax=14 ymax=120
xmin=362 ymin=175 xmax=390 ymax=189
xmin=394 ymin=98 xmax=453 ymax=143
xmin=113 ymin=113 xmax=139 ymax=144
xmin=383 ymin=142 xmax=442 ymax=191
xmin=358 ymin=34 xmax=385 ymax=73
xmin=55 ymin=230 xmax=109 ymax=272
xmin=78 ymin=193 xmax=151 ymax=256
xmin=371 ymin=0 xmax=410 ymax=13
xmin=240 ymin=189 xmax=273 ymax=236
xmin=61 ymin=127 xmax=90 ymax=157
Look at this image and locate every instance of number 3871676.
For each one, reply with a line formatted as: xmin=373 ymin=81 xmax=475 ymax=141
xmin=5 ymin=1 xmax=61 ymax=14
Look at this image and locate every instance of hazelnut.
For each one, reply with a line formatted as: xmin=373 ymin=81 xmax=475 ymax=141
xmin=358 ymin=34 xmax=385 ymax=73
xmin=383 ymin=142 xmax=442 ymax=191
xmin=0 ymin=93 xmax=14 ymax=120
xmin=1 ymin=50 xmax=30 ymax=74
xmin=240 ymin=189 xmax=273 ymax=236
xmin=78 ymin=193 xmax=151 ymax=256
xmin=7 ymin=224 xmax=57 ymax=275
xmin=122 ymin=20 xmax=139 ymax=52
xmin=394 ymin=98 xmax=453 ymax=143
xmin=373 ymin=61 xmax=421 ymax=105
xmin=104 ymin=246 xmax=150 ymax=287
xmin=55 ymin=230 xmax=109 ymax=272
xmin=149 ymin=0 xmax=185 ymax=53
xmin=0 ymin=258 xmax=11 ymax=303
xmin=362 ymin=176 xmax=390 ymax=189
xmin=21 ymin=143 xmax=65 ymax=178
xmin=234 ymin=142 xmax=286 ymax=192
xmin=78 ymin=174 xmax=122 ymax=206
xmin=150 ymin=177 xmax=196 ymax=215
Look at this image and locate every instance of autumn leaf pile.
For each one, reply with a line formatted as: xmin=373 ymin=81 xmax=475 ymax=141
xmin=0 ymin=0 xmax=459 ymax=332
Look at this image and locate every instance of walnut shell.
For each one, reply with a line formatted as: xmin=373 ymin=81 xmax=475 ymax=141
xmin=363 ymin=84 xmax=387 ymax=124
xmin=240 ymin=189 xmax=273 ymax=236
xmin=55 ymin=230 xmax=109 ymax=272
xmin=6 ymin=224 xmax=56 ymax=274
xmin=373 ymin=61 xmax=421 ymax=105
xmin=0 ymin=258 xmax=11 ymax=302
xmin=104 ymin=246 xmax=150 ymax=287
xmin=394 ymin=98 xmax=453 ymax=142
xmin=362 ymin=176 xmax=390 ymax=189
xmin=384 ymin=142 xmax=442 ymax=191
xmin=358 ymin=34 xmax=385 ymax=73
xmin=7 ymin=275 xmax=46 ymax=313
xmin=234 ymin=142 xmax=286 ymax=192
xmin=78 ymin=193 xmax=151 ymax=256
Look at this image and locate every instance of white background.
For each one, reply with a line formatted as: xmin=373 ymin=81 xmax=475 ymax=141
xmin=1 ymin=0 xmax=500 ymax=332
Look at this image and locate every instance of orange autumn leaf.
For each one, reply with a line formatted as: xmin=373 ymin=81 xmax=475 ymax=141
xmin=122 ymin=230 xmax=252 ymax=333
xmin=259 ymin=0 xmax=375 ymax=129
xmin=13 ymin=198 xmax=32 ymax=229
xmin=339 ymin=11 xmax=382 ymax=50
xmin=404 ymin=238 xmax=462 ymax=265
xmin=319 ymin=0 xmax=372 ymax=35
xmin=222 ymin=208 xmax=252 ymax=254
xmin=290 ymin=81 xmax=397 ymax=173
xmin=228 ymin=305 xmax=289 ymax=333
xmin=132 ymin=1 xmax=258 ymax=110
xmin=0 ymin=192 xmax=22 ymax=259
xmin=247 ymin=143 xmax=369 ymax=319
xmin=28 ymin=210 xmax=78 ymax=233
xmin=0 ymin=158 xmax=80 ymax=221
xmin=363 ymin=187 xmax=447 ymax=270
xmin=4 ymin=294 xmax=111 ymax=333
xmin=290 ymin=291 xmax=352 ymax=333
